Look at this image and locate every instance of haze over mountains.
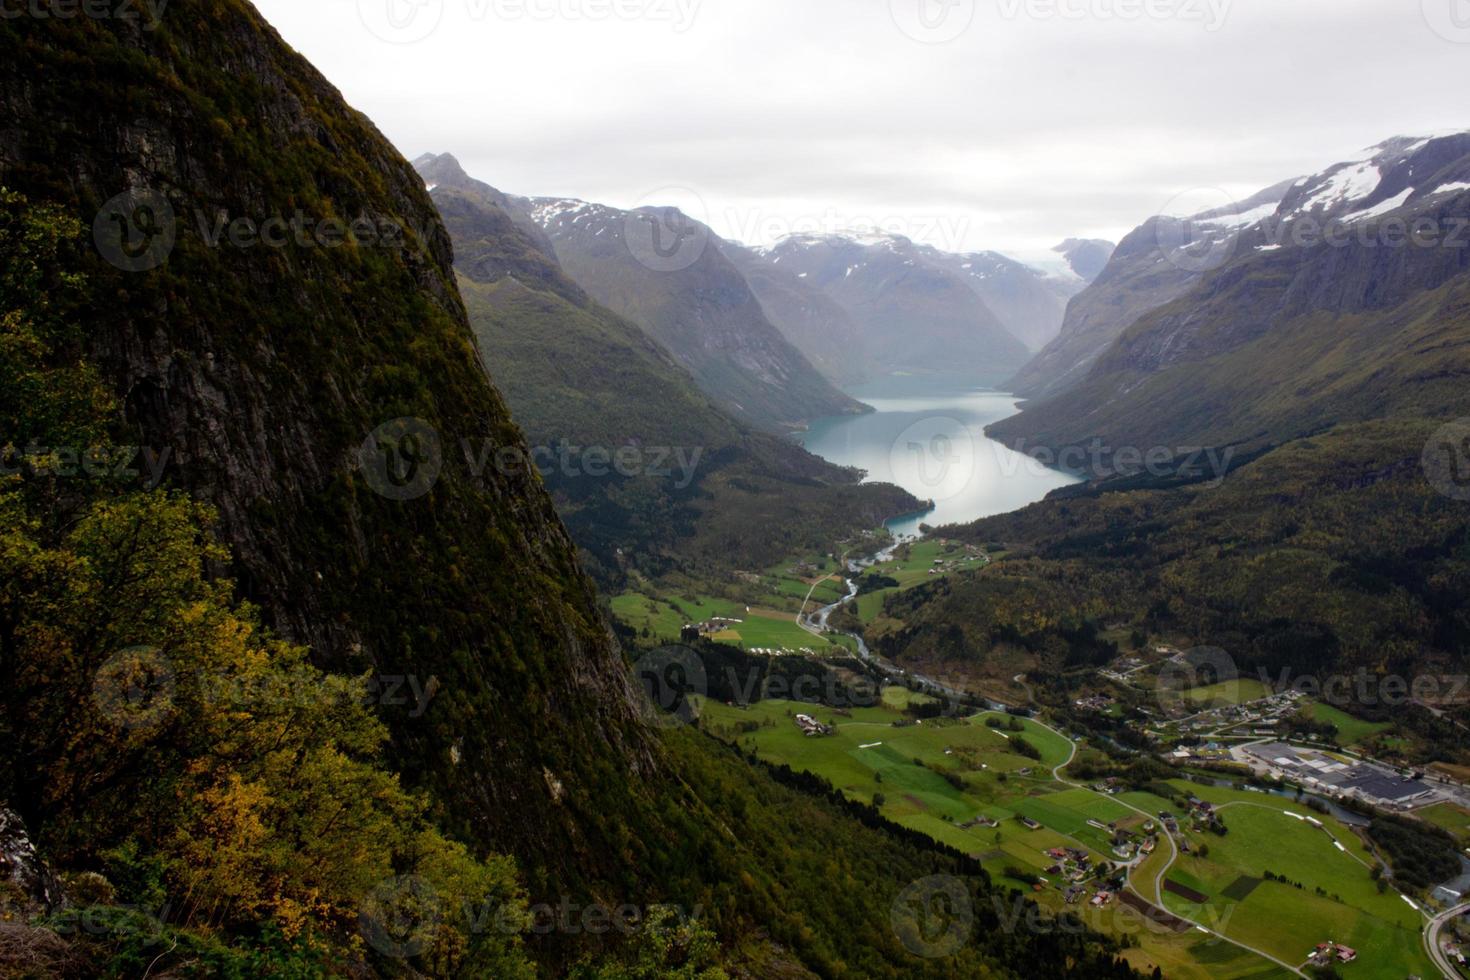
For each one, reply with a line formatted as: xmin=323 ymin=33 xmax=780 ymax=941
xmin=413 ymin=154 xmax=1113 ymax=401
xmin=411 ymin=152 xmax=917 ymax=584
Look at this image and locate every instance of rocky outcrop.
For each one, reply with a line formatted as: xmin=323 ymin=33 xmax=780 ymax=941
xmin=0 ymin=807 xmax=61 ymax=912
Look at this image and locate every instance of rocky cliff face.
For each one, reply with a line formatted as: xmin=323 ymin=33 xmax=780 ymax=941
xmin=0 ymin=2 xmax=654 ymax=885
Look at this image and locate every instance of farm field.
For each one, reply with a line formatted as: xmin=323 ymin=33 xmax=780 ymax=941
xmin=1304 ymin=701 xmax=1393 ymax=746
xmin=1178 ymin=677 xmax=1271 ymax=709
xmin=1417 ymin=801 xmax=1470 ymax=846
xmin=695 ymin=694 xmax=1288 ymax=980
xmin=851 ymin=539 xmax=989 ymax=621
xmin=610 ymin=593 xmax=853 ymax=654
xmin=1149 ymin=781 xmax=1436 ymax=979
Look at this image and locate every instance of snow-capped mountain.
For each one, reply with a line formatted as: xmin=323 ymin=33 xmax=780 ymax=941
xmin=991 ymin=130 xmax=1470 ymax=458
xmin=758 ymin=232 xmax=1031 ymax=380
xmin=527 ymin=196 xmax=868 ymax=431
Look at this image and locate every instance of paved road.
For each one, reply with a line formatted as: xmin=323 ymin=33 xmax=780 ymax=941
xmin=1427 ymin=902 xmax=1470 ymax=978
xmin=1025 ymin=715 xmax=1310 ymax=978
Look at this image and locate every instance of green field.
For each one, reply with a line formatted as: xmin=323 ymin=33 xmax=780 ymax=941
xmin=1149 ymin=782 xmax=1435 ymax=979
xmin=1417 ymin=801 xmax=1470 ymax=847
xmin=711 ymin=609 xmax=855 ymax=655
xmin=696 ymin=694 xmax=1290 ymax=980
xmin=1180 ymin=678 xmax=1271 ymax=708
xmin=850 ymin=539 xmax=989 ymax=622
xmin=1305 ymin=701 xmax=1393 ymax=746
xmin=610 ymin=592 xmax=853 ymax=654
xmin=609 ymin=592 xmax=747 ymax=638
xmin=695 ymin=692 xmax=1437 ymax=979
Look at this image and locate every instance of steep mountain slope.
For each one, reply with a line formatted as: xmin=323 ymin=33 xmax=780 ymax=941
xmin=413 ymin=154 xmax=918 ymax=583
xmin=0 ymin=7 xmax=1139 ymax=977
xmin=870 ymin=420 xmax=1470 ymax=717
xmin=1005 ymin=181 xmax=1295 ymax=401
xmin=763 ymin=233 xmax=1030 ymax=381
xmin=911 ymin=243 xmax=1086 ymax=351
xmin=0 ymin=0 xmax=654 ymax=891
xmin=527 ymin=197 xmax=866 ymax=432
xmin=991 ymin=134 xmax=1470 ymax=459
xmin=718 ymin=237 xmax=873 ymax=385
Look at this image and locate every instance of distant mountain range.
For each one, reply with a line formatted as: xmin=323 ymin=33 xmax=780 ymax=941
xmin=993 ymin=132 xmax=1470 ymax=459
xmin=412 ymin=153 xmax=917 ymax=583
xmin=525 ymin=193 xmax=867 ymax=432
xmin=755 ymin=233 xmax=1030 ymax=382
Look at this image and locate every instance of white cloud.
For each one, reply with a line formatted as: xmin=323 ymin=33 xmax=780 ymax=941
xmin=251 ymin=0 xmax=1468 ymax=253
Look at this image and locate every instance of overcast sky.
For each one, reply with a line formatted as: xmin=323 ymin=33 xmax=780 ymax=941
xmin=250 ymin=0 xmax=1468 ymax=257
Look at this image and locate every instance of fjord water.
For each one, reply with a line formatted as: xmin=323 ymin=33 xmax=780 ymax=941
xmin=799 ymin=374 xmax=1082 ymax=538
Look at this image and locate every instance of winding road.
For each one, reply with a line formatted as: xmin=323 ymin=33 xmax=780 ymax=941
xmin=1022 ymin=714 xmax=1311 ymax=978
xmin=1427 ymin=902 xmax=1470 ymax=978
